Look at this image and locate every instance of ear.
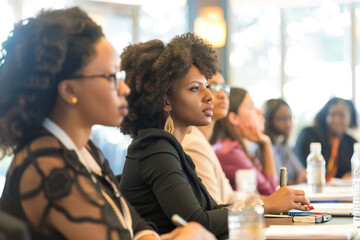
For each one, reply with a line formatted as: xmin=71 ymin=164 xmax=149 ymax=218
xmin=227 ymin=112 xmax=239 ymax=126
xmin=57 ymin=80 xmax=78 ymax=105
xmin=163 ymin=95 xmax=172 ymax=112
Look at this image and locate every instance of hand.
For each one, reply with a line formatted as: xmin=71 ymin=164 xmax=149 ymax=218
xmin=263 ymin=186 xmax=310 ymax=214
xmin=239 ymin=121 xmax=270 ymax=145
xmin=341 ymin=172 xmax=352 ymax=181
xmin=138 ymin=235 xmax=160 ymax=240
xmin=160 ymin=222 xmax=216 ymax=240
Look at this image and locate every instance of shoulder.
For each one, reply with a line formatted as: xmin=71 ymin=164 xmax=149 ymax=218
xmin=213 ymin=139 xmax=242 ymax=156
xmin=299 ymin=127 xmax=317 ymax=135
xmin=127 ymin=128 xmax=184 ymax=161
xmin=182 ymin=128 xmax=211 ymax=151
xmin=297 ymin=127 xmax=323 ymax=141
xmin=343 ymin=133 xmax=357 ymax=144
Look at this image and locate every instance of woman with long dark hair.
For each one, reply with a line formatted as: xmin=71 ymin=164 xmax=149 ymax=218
xmin=262 ymin=99 xmax=306 ymax=184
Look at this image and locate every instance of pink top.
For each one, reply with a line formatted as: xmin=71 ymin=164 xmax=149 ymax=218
xmin=213 ymin=138 xmax=278 ymax=196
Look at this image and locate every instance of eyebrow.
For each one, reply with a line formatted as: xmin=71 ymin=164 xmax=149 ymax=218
xmin=186 ymin=80 xmax=207 ymax=86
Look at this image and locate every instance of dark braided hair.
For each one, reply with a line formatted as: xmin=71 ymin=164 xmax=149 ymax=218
xmin=0 ymin=7 xmax=104 ymax=157
xmin=120 ymin=32 xmax=217 ymax=137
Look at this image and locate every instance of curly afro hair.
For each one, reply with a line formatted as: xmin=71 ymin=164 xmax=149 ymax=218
xmin=120 ymin=32 xmax=218 ymax=138
xmin=0 ymin=7 xmax=103 ymax=157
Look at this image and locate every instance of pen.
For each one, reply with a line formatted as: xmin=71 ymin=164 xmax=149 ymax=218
xmin=280 ymin=167 xmax=287 ymax=187
xmin=171 ymin=214 xmax=188 ymax=227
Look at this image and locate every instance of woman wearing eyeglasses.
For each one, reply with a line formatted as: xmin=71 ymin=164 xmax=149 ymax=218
xmin=183 ymin=77 xmax=310 ymax=212
xmin=0 ymin=8 xmax=216 ymax=240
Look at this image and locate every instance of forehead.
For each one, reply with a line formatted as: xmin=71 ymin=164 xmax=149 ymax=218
xmin=178 ymin=66 xmax=207 ymax=86
xmin=208 ymin=72 xmax=225 ymax=85
xmin=83 ymin=37 xmax=119 ymax=72
xmin=275 ymin=104 xmax=291 ymax=115
xmin=329 ymin=101 xmax=350 ymax=113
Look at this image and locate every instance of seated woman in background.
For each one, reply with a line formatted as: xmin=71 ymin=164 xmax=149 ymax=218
xmin=295 ymin=97 xmax=358 ymax=181
xmin=119 ymin=33 xmax=230 ymax=239
xmin=211 ymin=88 xmax=278 ymax=196
xmin=0 ymin=7 xmax=215 ymax=240
xmin=182 ymin=72 xmax=310 ymax=210
xmin=262 ymin=99 xmax=306 ymax=185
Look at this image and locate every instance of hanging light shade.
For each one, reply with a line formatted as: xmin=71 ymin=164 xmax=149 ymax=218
xmin=194 ymin=6 xmax=227 ymax=48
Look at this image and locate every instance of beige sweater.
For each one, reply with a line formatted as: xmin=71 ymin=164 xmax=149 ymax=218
xmin=182 ymin=127 xmax=236 ymax=204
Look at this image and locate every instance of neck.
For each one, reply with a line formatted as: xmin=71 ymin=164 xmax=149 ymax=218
xmin=198 ymin=120 xmax=216 ymax=140
xmin=173 ymin=127 xmax=187 ymax=143
xmin=327 ymin=130 xmax=343 ymax=138
xmin=50 ymin=108 xmax=92 ymax=150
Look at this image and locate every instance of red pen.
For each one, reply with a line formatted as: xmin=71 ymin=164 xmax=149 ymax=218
xmin=308 ymin=205 xmax=314 ymax=210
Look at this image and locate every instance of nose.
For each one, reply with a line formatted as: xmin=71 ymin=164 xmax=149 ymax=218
xmin=118 ymin=80 xmax=130 ymax=97
xmin=204 ymin=87 xmax=214 ymax=103
xmin=217 ymin=90 xmax=227 ymax=99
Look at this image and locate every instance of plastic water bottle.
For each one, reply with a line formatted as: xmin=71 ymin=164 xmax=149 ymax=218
xmin=306 ymin=142 xmax=326 ymax=193
xmin=228 ymin=169 xmax=264 ymax=240
xmin=351 ymin=143 xmax=360 ymax=226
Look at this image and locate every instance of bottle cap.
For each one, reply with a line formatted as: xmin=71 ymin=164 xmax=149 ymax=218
xmin=354 ymin=143 xmax=360 ymax=153
xmin=310 ymin=142 xmax=321 ymax=153
xmin=236 ymin=169 xmax=257 ymax=192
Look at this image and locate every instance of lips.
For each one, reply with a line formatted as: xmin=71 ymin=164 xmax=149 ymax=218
xmin=216 ymin=102 xmax=227 ymax=109
xmin=119 ymin=105 xmax=129 ymax=116
xmin=203 ymin=105 xmax=214 ymax=117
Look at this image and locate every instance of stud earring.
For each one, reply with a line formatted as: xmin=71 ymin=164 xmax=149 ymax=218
xmin=71 ymin=97 xmax=78 ymax=104
xmin=164 ymin=112 xmax=174 ymax=134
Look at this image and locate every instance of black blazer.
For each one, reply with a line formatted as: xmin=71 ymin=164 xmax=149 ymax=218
xmin=120 ymin=128 xmax=228 ymax=239
xmin=294 ymin=126 xmax=357 ymax=178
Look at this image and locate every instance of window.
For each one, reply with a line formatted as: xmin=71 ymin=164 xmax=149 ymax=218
xmin=229 ymin=0 xmax=358 ymax=144
xmin=229 ymin=4 xmax=281 ymax=107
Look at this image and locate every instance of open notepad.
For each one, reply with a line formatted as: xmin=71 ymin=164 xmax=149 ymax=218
xmin=265 ymin=224 xmax=358 ymax=239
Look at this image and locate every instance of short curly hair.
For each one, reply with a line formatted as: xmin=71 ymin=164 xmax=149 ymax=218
xmin=120 ymin=32 xmax=217 ymax=138
xmin=0 ymin=7 xmax=103 ymax=157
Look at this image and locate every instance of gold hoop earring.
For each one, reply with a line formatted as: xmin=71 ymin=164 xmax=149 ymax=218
xmin=71 ymin=97 xmax=78 ymax=104
xmin=164 ymin=112 xmax=174 ymax=134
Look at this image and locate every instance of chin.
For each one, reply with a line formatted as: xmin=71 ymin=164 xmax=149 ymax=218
xmin=191 ymin=119 xmax=211 ymax=127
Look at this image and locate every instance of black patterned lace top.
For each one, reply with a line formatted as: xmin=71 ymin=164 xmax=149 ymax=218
xmin=0 ymin=131 xmax=155 ymax=240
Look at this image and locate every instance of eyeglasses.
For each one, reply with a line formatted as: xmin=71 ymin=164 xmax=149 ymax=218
xmin=207 ymin=84 xmax=230 ymax=96
xmin=69 ymin=70 xmax=126 ymax=89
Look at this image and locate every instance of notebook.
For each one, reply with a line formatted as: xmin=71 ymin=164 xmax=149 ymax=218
xmin=289 ymin=203 xmax=353 ymax=217
xmin=265 ymin=223 xmax=358 ymax=239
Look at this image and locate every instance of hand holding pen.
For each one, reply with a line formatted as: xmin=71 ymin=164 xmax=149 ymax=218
xmin=279 ymin=167 xmax=313 ymax=211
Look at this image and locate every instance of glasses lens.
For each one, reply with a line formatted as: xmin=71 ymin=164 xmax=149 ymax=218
xmin=209 ymin=84 xmax=230 ymax=95
xmin=114 ymin=71 xmax=126 ymax=88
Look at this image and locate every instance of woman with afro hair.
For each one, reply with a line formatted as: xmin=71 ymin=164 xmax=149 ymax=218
xmin=119 ymin=33 xmax=229 ymax=238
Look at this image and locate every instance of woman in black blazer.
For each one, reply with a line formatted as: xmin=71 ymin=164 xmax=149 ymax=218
xmin=295 ymin=97 xmax=358 ymax=180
